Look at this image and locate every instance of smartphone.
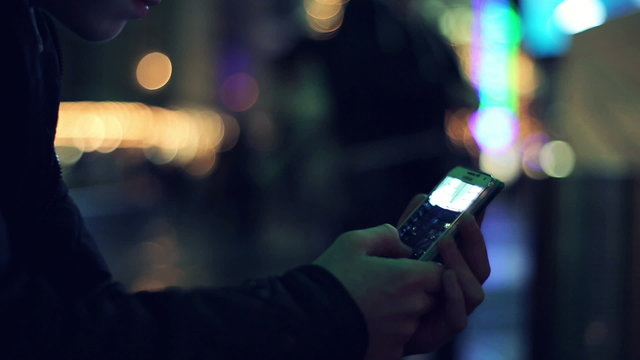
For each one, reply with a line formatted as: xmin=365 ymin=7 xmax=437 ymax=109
xmin=398 ymin=166 xmax=504 ymax=261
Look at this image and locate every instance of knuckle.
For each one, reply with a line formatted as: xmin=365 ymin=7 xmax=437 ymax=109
xmin=452 ymin=316 xmax=468 ymax=332
xmin=336 ymin=231 xmax=354 ymax=243
xmin=339 ymin=230 xmax=365 ymax=245
xmin=415 ymin=263 xmax=443 ymax=289
xmin=381 ymin=223 xmax=399 ymax=238
xmin=399 ymin=262 xmax=430 ymax=286
xmin=425 ymin=261 xmax=444 ymax=277
xmin=468 ymin=287 xmax=485 ymax=306
xmin=391 ymin=259 xmax=415 ymax=276
xmin=415 ymin=295 xmax=432 ymax=314
xmin=404 ymin=297 xmax=425 ymax=315
xmin=481 ymin=264 xmax=492 ymax=283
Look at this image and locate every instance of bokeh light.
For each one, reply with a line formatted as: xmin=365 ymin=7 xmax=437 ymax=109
xmin=521 ymin=133 xmax=549 ymax=179
xmin=55 ymin=146 xmax=83 ymax=166
xmin=553 ymin=0 xmax=606 ymax=34
xmin=56 ymin=102 xmax=228 ymax=176
xmin=470 ymin=107 xmax=519 ymax=153
xmin=304 ymin=0 xmax=343 ymax=19
xmin=479 ymin=147 xmax=522 ymax=185
xmin=517 ymin=52 xmax=541 ymax=98
xmin=303 ymin=0 xmax=348 ymax=38
xmin=443 ymin=0 xmax=561 ymax=186
xmin=445 ymin=110 xmax=472 ymax=147
xmin=469 ymin=0 xmax=522 ymax=179
xmin=220 ymin=73 xmax=260 ymax=112
xmin=96 ymin=113 xmax=124 ymax=153
xmin=129 ymin=224 xmax=183 ymax=292
xmin=185 ymin=151 xmax=217 ymax=178
xmin=539 ymin=140 xmax=576 ymax=178
xmin=439 ymin=7 xmax=474 ymax=45
xmin=217 ymin=114 xmax=240 ymax=152
xmin=136 ymin=52 xmax=173 ymax=91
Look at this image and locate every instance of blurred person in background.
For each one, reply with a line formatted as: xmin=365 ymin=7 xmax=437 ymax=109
xmin=268 ymin=0 xmax=478 ymax=235
xmin=0 ymin=0 xmax=490 ymax=359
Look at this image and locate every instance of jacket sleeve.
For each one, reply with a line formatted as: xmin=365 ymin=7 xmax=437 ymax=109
xmin=0 ymin=262 xmax=368 ymax=360
xmin=0 ymin=170 xmax=368 ymax=360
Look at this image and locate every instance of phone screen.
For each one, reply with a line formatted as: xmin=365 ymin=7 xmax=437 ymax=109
xmin=399 ymin=176 xmax=487 ymax=259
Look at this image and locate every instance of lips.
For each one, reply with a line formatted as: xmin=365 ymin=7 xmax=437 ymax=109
xmin=132 ymin=0 xmax=161 ymax=18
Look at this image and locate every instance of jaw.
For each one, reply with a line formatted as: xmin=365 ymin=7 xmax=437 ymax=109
xmin=40 ymin=0 xmax=130 ymax=42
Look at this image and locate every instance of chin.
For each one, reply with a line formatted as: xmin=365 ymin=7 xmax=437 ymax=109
xmin=74 ymin=22 xmax=128 ymax=42
xmin=44 ymin=4 xmax=130 ymax=42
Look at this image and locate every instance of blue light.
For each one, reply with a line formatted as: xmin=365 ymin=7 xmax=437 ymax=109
xmin=521 ymin=0 xmax=569 ymax=57
xmin=521 ymin=0 xmax=638 ymax=57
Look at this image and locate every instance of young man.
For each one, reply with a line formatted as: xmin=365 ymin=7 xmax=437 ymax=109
xmin=0 ymin=0 xmax=491 ymax=359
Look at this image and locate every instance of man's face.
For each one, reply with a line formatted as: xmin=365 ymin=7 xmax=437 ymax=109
xmin=43 ymin=0 xmax=160 ymax=41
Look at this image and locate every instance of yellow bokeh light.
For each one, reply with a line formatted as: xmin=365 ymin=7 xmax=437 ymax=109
xmin=521 ymin=134 xmax=548 ymax=180
xmin=185 ymin=151 xmax=217 ymax=178
xmin=540 ymin=140 xmax=576 ymax=178
xmin=56 ymin=102 xmax=231 ymax=176
xmin=79 ymin=114 xmax=106 ymax=152
xmin=518 ymin=53 xmax=540 ymax=98
xmin=144 ymin=145 xmax=178 ymax=165
xmin=97 ymin=113 xmax=124 ymax=153
xmin=439 ymin=7 xmax=473 ymax=45
xmin=218 ymin=115 xmax=240 ymax=152
xmin=303 ymin=0 xmax=346 ymax=37
xmin=445 ymin=109 xmax=473 ymax=147
xmin=306 ymin=11 xmax=344 ymax=35
xmin=56 ymin=146 xmax=83 ymax=166
xmin=479 ymin=147 xmax=522 ymax=185
xmin=136 ymin=52 xmax=173 ymax=91
xmin=304 ymin=0 xmax=343 ymax=20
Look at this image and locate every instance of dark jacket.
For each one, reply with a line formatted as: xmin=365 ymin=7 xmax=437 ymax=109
xmin=0 ymin=1 xmax=367 ymax=359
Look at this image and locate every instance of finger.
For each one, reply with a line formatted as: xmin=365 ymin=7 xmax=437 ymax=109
xmin=422 ymin=294 xmax=438 ymax=314
xmin=377 ymin=258 xmax=444 ymax=293
xmin=358 ymin=224 xmax=413 ymax=259
xmin=403 ymin=292 xmax=438 ymax=318
xmin=438 ymin=238 xmax=485 ymax=313
xmin=458 ymin=215 xmax=491 ymax=283
xmin=442 ymin=270 xmax=468 ymax=332
xmin=408 ymin=260 xmax=444 ymax=293
xmin=397 ymin=194 xmax=427 ymax=226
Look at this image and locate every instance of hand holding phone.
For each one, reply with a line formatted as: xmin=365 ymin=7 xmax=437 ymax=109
xmin=397 ymin=166 xmax=503 ymax=261
xmin=398 ymin=167 xmax=500 ymax=354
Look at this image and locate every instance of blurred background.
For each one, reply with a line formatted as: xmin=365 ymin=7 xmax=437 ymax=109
xmin=52 ymin=0 xmax=639 ymax=359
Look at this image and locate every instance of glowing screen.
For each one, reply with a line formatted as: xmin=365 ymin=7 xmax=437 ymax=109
xmin=399 ymin=176 xmax=487 ymax=259
xmin=428 ymin=177 xmax=484 ymax=212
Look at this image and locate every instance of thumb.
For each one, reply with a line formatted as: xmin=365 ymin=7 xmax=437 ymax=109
xmin=361 ymin=224 xmax=412 ymax=259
